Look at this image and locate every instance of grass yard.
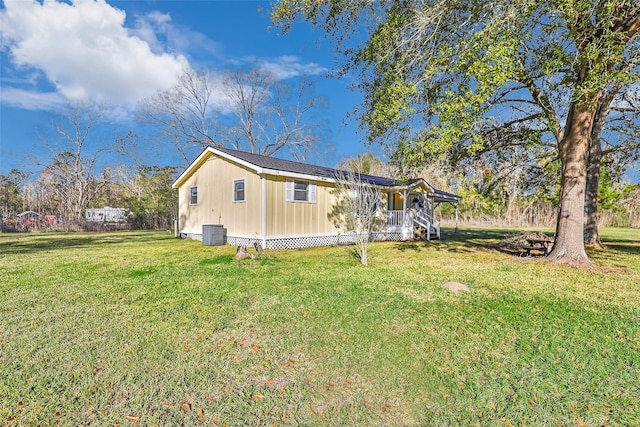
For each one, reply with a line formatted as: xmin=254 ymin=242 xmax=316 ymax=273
xmin=0 ymin=227 xmax=639 ymax=426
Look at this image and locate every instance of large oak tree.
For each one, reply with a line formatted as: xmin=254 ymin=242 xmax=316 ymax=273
xmin=273 ymin=0 xmax=640 ymax=265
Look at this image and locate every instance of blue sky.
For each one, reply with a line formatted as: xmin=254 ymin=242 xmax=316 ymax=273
xmin=0 ymin=0 xmax=375 ymax=176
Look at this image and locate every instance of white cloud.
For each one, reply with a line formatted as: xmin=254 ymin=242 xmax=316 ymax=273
xmin=129 ymin=14 xmax=165 ymax=54
xmin=257 ymin=56 xmax=328 ymax=80
xmin=0 ymin=0 xmax=188 ymax=110
xmin=147 ymin=11 xmax=172 ymax=26
xmin=233 ymin=55 xmax=328 ymax=80
xmin=0 ymin=0 xmax=329 ymax=117
xmin=0 ymin=87 xmax=66 ymax=111
xmin=130 ymin=10 xmax=222 ymax=60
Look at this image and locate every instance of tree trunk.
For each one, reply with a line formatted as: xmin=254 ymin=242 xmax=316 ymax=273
xmin=583 ymin=90 xmax=614 ymax=249
xmin=547 ymin=104 xmax=593 ymax=266
xmin=583 ymin=133 xmax=604 ymax=249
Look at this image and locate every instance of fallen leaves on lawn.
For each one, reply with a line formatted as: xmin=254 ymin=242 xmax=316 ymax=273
xmin=125 ymin=415 xmax=139 ymax=425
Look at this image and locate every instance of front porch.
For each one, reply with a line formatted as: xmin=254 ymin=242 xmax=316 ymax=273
xmin=386 ymin=209 xmax=441 ymax=240
xmin=383 ymin=180 xmax=460 ymax=241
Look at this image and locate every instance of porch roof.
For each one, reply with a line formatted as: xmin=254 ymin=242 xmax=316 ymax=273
xmin=431 ymin=188 xmax=462 ymax=203
xmin=391 ymin=178 xmax=462 ymax=203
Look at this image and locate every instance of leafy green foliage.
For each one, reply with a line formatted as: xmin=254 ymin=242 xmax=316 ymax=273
xmin=0 ymin=169 xmax=27 ymax=218
xmin=122 ymin=165 xmax=179 ymax=229
xmin=597 ymin=167 xmax=624 ymax=210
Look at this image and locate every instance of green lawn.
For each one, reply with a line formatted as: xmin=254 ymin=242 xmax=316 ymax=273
xmin=1 ymin=228 xmax=639 ymax=426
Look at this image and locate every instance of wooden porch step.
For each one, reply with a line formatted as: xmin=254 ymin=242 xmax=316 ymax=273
xmin=413 ymin=225 xmax=440 ymax=241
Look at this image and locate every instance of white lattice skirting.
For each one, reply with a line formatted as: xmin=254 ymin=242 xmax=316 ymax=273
xmin=226 ymin=235 xmax=262 ymax=247
xmin=184 ymin=231 xmax=405 ymax=250
xmin=271 ymin=235 xmax=337 ymax=249
xmin=230 ymin=232 xmax=405 ymax=250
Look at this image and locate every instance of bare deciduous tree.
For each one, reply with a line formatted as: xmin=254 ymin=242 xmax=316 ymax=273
xmin=219 ymin=69 xmax=324 ymax=161
xmin=138 ymin=68 xmax=218 ymax=164
xmin=334 ymin=165 xmax=384 ymax=266
xmin=38 ymin=102 xmax=112 ymax=222
xmin=139 ymin=67 xmax=325 ymax=163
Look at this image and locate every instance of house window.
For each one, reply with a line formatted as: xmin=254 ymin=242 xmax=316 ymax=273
xmin=189 ymin=186 xmax=198 ymax=205
xmin=233 ymin=179 xmax=245 ymax=202
xmin=294 ymin=181 xmax=309 ymax=201
xmin=286 ymin=179 xmax=317 ymax=203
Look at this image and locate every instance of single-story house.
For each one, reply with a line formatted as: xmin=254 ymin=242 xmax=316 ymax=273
xmin=172 ymin=146 xmax=461 ymax=249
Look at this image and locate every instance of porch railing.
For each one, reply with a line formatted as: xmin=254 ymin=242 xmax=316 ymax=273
xmin=386 ymin=210 xmax=416 ymax=227
xmin=386 ymin=210 xmax=404 ymax=227
xmin=386 ymin=209 xmax=440 ymax=239
xmin=414 ymin=212 xmax=441 ymax=240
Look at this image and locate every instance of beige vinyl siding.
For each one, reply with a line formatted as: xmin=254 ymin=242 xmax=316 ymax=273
xmin=178 ymin=154 xmax=262 ymax=236
xmin=266 ymin=176 xmax=339 ymax=236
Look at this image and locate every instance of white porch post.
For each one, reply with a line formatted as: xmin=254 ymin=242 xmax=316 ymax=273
xmin=403 ymin=191 xmax=407 ymax=215
xmin=261 ymin=175 xmax=267 ymax=248
xmin=402 ymin=189 xmax=410 ymax=240
xmin=455 ymin=201 xmax=459 ymax=232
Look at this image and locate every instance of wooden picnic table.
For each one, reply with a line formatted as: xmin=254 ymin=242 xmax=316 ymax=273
xmin=523 ymin=236 xmax=554 ymax=255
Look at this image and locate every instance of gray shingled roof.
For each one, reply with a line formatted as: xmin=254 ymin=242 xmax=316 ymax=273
xmin=212 ymin=146 xmax=460 ymax=200
xmin=432 ymin=188 xmax=461 ymax=201
xmin=215 ymin=146 xmax=398 ymax=186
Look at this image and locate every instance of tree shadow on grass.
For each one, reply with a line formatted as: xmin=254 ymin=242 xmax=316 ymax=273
xmin=395 ymin=228 xmax=514 ymax=254
xmin=600 ymin=242 xmax=640 ymax=256
xmin=0 ymin=231 xmax=171 ymax=255
xmin=392 ymin=227 xmax=639 ymax=265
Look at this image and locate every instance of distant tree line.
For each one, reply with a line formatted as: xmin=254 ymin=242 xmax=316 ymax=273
xmin=433 ymin=162 xmax=640 ymax=231
xmin=0 ymin=164 xmax=178 ymax=232
xmin=0 ymin=102 xmax=179 ymax=232
xmin=3 ymin=145 xmax=639 ymax=234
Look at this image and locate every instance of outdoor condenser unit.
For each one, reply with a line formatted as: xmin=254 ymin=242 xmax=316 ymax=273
xmin=202 ymin=224 xmax=227 ymax=246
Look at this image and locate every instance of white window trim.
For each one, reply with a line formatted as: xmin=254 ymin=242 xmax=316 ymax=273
xmin=189 ymin=186 xmax=198 ymax=205
xmin=286 ymin=179 xmax=316 ymax=203
xmin=232 ymin=178 xmax=246 ymax=203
